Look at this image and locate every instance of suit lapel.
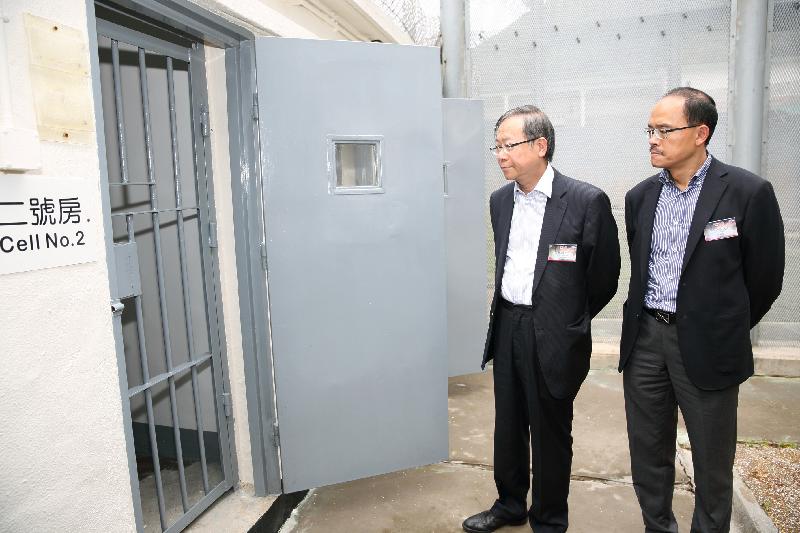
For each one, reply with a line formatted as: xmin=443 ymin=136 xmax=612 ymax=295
xmin=531 ymin=172 xmax=567 ymax=298
xmin=638 ymin=177 xmax=663 ymax=285
xmin=494 ymin=184 xmax=515 ymax=287
xmin=681 ymin=161 xmax=728 ymax=273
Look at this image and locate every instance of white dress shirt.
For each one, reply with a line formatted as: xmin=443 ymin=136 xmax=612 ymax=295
xmin=500 ymin=164 xmax=554 ymax=305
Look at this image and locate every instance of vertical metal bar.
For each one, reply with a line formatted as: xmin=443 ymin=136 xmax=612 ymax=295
xmin=731 ymin=0 xmax=769 ymax=174
xmin=143 ymin=51 xmax=190 ymax=511
xmin=171 ymin=53 xmax=210 ymax=493
xmin=441 ymin=0 xmax=467 ymax=98
xmin=111 ymin=40 xmax=129 ymax=184
xmin=731 ymin=0 xmax=769 ymax=345
xmin=112 ymin=41 xmax=168 ymax=529
xmin=130 ymin=215 xmax=169 ymax=531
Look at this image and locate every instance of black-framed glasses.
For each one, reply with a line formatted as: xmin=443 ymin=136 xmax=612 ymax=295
xmin=646 ymin=124 xmax=699 ymax=140
xmin=489 ymin=138 xmax=538 ymax=155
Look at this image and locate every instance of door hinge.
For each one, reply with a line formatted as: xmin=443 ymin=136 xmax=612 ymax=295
xmin=272 ymin=422 xmax=280 ymax=447
xmin=208 ymin=221 xmax=218 ymax=248
xmin=200 ymin=105 xmax=210 ymax=137
xmin=260 ymin=241 xmax=268 ymax=270
xmin=221 ymin=392 xmax=232 ymax=418
xmin=252 ymin=93 xmax=259 ymax=121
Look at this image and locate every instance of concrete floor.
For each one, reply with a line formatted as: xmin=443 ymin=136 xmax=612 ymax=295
xmin=282 ymin=462 xmax=694 ymax=533
xmin=178 ymin=369 xmax=798 ymax=532
xmin=282 ymin=369 xmax=698 ymax=533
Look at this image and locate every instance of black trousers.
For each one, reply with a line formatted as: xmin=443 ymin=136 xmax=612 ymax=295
xmin=624 ymin=312 xmax=739 ymax=533
xmin=490 ymin=299 xmax=574 ymax=533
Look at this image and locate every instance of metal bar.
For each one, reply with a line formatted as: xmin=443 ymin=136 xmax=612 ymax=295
xmin=110 ymin=206 xmax=199 ymax=217
xmin=731 ymin=0 xmax=769 ymax=345
xmin=144 ymin=50 xmax=190 ymax=512
xmin=128 ymin=213 xmax=169 ymax=530
xmin=182 ymin=51 xmax=211 ymax=493
xmin=441 ymin=0 xmax=467 ymax=98
xmin=114 ymin=43 xmax=167 ymax=527
xmin=108 ymin=181 xmax=156 ymax=186
xmin=731 ymin=0 xmax=769 ymax=173
xmin=111 ymin=40 xmax=129 ymax=184
xmin=128 ymin=352 xmax=213 ymax=398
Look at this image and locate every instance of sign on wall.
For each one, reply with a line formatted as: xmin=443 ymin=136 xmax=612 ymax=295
xmin=0 ymin=176 xmax=99 ymax=275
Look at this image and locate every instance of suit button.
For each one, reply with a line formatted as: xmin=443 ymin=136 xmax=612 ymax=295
xmin=635 ymin=313 xmax=640 ymax=319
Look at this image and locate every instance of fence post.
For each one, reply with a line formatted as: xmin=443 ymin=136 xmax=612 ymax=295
xmin=730 ymin=0 xmax=770 ymax=345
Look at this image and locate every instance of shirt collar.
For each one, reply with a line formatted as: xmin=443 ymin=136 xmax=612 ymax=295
xmin=514 ymin=163 xmax=554 ymax=199
xmin=659 ymin=153 xmax=713 ymax=189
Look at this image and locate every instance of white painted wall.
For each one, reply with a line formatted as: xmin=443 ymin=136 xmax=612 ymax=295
xmin=0 ymin=1 xmax=136 ymax=532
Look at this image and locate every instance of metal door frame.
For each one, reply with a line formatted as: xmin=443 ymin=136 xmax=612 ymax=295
xmin=223 ymin=40 xmax=283 ymax=496
xmin=85 ymin=0 xmax=262 ymax=529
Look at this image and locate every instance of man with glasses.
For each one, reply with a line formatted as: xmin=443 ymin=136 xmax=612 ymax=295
xmin=462 ymin=106 xmax=620 ymax=533
xmin=620 ymin=87 xmax=785 ymax=532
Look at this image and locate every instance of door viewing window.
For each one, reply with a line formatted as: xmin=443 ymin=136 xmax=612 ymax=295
xmin=328 ymin=136 xmax=383 ymax=194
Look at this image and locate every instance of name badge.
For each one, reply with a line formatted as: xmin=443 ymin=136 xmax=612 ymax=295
xmin=704 ymin=217 xmax=738 ymax=241
xmin=548 ymin=243 xmax=577 ymax=262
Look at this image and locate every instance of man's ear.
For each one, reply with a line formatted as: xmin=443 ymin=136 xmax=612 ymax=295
xmin=695 ymin=124 xmax=710 ymax=146
xmin=537 ymin=138 xmax=548 ymax=158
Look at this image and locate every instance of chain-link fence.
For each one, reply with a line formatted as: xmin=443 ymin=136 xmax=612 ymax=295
xmin=761 ymin=0 xmax=800 ymax=346
xmin=468 ymin=0 xmax=735 ymax=342
xmin=374 ymin=0 xmax=441 ymax=45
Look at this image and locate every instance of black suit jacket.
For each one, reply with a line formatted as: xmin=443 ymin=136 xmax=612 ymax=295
xmin=620 ymin=158 xmax=785 ymax=390
xmin=482 ymin=170 xmax=621 ymax=399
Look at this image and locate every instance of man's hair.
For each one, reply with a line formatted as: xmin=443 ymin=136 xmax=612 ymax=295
xmin=663 ymin=87 xmax=718 ymax=145
xmin=494 ymin=105 xmax=556 ymax=161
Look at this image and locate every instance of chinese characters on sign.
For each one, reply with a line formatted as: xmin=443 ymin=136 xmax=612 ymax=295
xmin=0 ymin=177 xmax=97 ymax=275
xmin=27 ymin=197 xmax=82 ymax=225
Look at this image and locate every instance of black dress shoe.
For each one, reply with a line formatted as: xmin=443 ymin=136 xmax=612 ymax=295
xmin=462 ymin=510 xmax=528 ymax=533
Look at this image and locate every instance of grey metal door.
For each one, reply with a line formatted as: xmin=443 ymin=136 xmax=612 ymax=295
xmin=97 ymin=12 xmax=233 ymax=532
xmin=254 ymin=37 xmax=448 ymax=492
xmin=443 ymin=99 xmax=488 ymax=377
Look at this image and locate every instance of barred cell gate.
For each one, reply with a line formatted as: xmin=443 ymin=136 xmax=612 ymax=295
xmin=95 ymin=4 xmax=233 ymax=531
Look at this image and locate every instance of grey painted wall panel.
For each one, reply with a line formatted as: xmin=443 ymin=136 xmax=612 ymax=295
xmin=443 ymin=99 xmax=487 ymax=377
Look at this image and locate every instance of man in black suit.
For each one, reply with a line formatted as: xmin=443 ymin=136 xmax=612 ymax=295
xmin=620 ymin=87 xmax=784 ymax=532
xmin=462 ymin=106 xmax=620 ymax=533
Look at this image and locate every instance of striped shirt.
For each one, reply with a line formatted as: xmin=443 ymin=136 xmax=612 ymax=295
xmin=644 ymin=154 xmax=713 ymax=312
xmin=501 ymin=164 xmax=553 ymax=305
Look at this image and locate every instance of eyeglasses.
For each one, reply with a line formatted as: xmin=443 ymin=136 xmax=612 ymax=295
xmin=489 ymin=138 xmax=538 ymax=155
xmin=646 ymin=124 xmax=699 ymax=140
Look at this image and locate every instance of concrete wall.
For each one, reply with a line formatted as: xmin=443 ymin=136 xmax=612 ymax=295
xmin=0 ymin=1 xmax=136 ymax=532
